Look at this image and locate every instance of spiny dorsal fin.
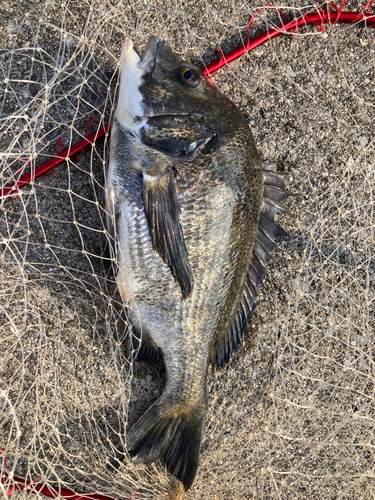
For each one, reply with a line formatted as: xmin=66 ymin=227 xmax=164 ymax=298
xmin=212 ymin=161 xmax=289 ymax=367
xmin=142 ymin=169 xmax=193 ymax=299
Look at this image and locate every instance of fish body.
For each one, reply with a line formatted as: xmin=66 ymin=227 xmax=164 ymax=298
xmin=106 ymin=36 xmax=287 ymax=489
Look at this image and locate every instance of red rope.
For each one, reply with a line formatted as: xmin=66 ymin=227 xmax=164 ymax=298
xmin=202 ymin=4 xmax=375 ymax=75
xmin=1 ymin=5 xmax=374 ymax=200
xmin=1 ymin=476 xmax=126 ymax=500
xmin=0 ymin=123 xmax=110 ymax=199
xmin=1 ymin=4 xmax=374 ymax=200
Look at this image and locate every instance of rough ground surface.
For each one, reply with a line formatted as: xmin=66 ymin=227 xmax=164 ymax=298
xmin=0 ymin=1 xmax=374 ymax=499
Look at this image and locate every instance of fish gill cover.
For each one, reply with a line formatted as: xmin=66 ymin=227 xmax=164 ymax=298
xmin=0 ymin=1 xmax=374 ymax=499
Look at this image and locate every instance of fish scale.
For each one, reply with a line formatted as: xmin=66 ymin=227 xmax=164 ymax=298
xmin=106 ymin=35 xmax=288 ymax=490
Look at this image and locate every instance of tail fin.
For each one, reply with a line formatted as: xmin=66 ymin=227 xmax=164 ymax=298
xmin=126 ymin=394 xmax=205 ymax=490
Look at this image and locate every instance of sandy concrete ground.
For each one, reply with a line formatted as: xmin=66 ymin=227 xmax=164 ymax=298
xmin=0 ymin=0 xmax=374 ymax=499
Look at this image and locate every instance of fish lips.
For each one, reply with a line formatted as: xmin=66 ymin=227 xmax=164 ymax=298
xmin=137 ymin=35 xmax=178 ymax=78
xmin=137 ymin=35 xmax=160 ymax=74
xmin=137 ymin=36 xmax=181 ymax=118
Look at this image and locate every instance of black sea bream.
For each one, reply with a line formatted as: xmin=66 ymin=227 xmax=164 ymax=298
xmin=106 ymin=35 xmax=288 ymax=490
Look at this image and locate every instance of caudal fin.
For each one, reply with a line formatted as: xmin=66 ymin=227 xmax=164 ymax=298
xmin=125 ymin=394 xmax=205 ymax=490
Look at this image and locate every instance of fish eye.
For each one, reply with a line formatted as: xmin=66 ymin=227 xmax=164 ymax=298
xmin=180 ymin=68 xmax=201 ymax=88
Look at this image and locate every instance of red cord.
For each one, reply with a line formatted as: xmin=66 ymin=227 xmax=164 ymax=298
xmin=1 ymin=5 xmax=374 ymax=200
xmin=0 ymin=122 xmax=110 ymax=199
xmin=202 ymin=6 xmax=375 ymax=75
xmin=1 ymin=4 xmax=375 ymax=202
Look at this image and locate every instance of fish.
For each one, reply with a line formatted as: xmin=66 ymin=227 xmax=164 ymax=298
xmin=105 ymin=35 xmax=288 ymax=490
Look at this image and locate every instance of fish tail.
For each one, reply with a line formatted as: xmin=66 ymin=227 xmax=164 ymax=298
xmin=125 ymin=393 xmax=205 ymax=490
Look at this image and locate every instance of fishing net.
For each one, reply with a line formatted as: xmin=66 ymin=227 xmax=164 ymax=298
xmin=1 ymin=0 xmax=374 ymax=498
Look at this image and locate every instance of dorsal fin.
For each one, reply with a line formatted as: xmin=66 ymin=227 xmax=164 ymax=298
xmin=212 ymin=162 xmax=289 ymax=368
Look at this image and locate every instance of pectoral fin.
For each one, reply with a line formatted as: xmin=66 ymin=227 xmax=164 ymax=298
xmin=142 ymin=169 xmax=193 ymax=298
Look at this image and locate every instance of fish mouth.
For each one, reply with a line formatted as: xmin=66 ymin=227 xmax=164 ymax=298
xmin=119 ymin=35 xmax=159 ymax=74
xmin=138 ymin=35 xmax=159 ymax=74
xmin=137 ymin=36 xmax=189 ymax=118
xmin=118 ymin=36 xmax=191 ymax=123
xmin=120 ymin=39 xmax=136 ymax=64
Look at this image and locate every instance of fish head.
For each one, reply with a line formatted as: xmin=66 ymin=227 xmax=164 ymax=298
xmin=116 ymin=35 xmax=247 ymax=159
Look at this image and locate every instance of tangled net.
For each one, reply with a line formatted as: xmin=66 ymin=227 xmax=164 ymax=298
xmin=1 ymin=1 xmax=374 ymax=498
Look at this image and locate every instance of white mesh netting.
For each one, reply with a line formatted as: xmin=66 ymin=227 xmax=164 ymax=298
xmin=0 ymin=1 xmax=374 ymax=499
